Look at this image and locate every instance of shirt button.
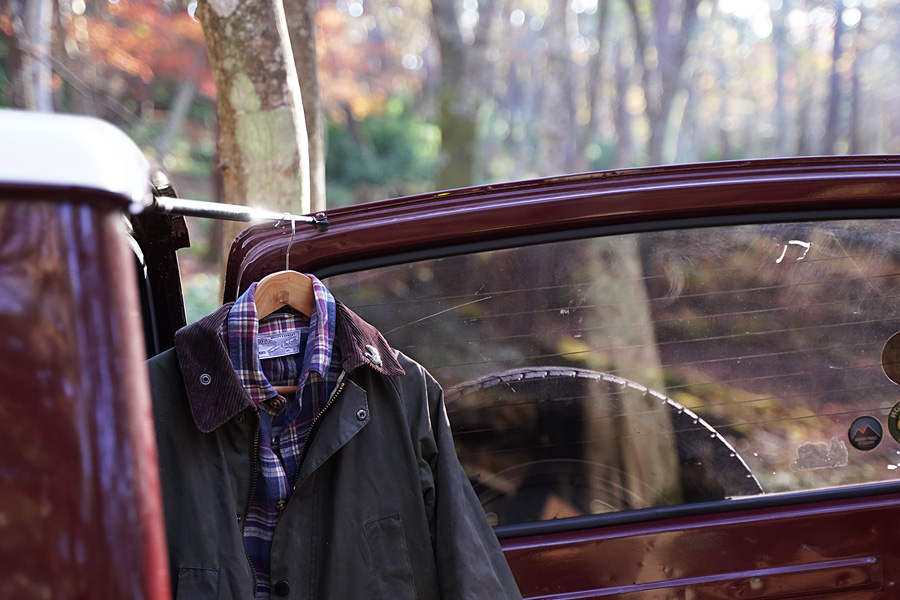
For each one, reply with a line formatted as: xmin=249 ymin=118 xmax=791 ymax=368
xmin=273 ymin=580 xmax=291 ymax=596
xmin=276 ymin=500 xmax=286 ymax=512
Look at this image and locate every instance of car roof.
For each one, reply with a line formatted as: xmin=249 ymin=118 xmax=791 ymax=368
xmin=0 ymin=109 xmax=149 ymax=210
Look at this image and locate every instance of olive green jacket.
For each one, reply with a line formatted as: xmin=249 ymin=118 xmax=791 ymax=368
xmin=147 ymin=301 xmax=522 ymax=600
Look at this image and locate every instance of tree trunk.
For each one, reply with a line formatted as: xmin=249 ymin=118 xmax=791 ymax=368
xmin=849 ymin=60 xmax=861 ymax=154
xmin=848 ymin=6 xmax=866 ymax=155
xmin=153 ymin=81 xmax=197 ymax=161
xmin=574 ymin=0 xmax=610 ymax=171
xmin=58 ymin=37 xmax=97 ymax=116
xmin=611 ymin=45 xmax=634 ymax=169
xmin=536 ymin=5 xmax=681 ymax=505
xmin=505 ymin=61 xmax=535 ymax=176
xmin=796 ymin=75 xmax=814 ymax=156
xmin=625 ymin=0 xmax=699 ymax=166
xmin=584 ymin=236 xmax=683 ymax=507
xmin=824 ymin=0 xmax=846 ymax=154
xmin=771 ymin=0 xmax=790 ymax=157
xmin=284 ymin=0 xmax=326 ymax=212
xmin=538 ymin=0 xmax=576 ymax=176
xmin=674 ymin=68 xmax=699 ymax=162
xmin=430 ymin=0 xmax=497 ymax=190
xmin=196 ymin=0 xmax=311 ymax=267
xmin=716 ymin=56 xmax=734 ymax=160
xmin=624 ymin=0 xmax=661 ymax=165
xmin=8 ymin=0 xmax=54 ymax=112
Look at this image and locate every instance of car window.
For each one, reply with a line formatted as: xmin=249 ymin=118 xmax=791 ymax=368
xmin=326 ymin=219 xmax=900 ymax=526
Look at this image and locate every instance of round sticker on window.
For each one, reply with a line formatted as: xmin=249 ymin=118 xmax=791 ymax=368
xmin=882 ymin=332 xmax=900 ymax=385
xmin=849 ymin=416 xmax=883 ymax=451
xmin=889 ymin=403 xmax=900 ymax=444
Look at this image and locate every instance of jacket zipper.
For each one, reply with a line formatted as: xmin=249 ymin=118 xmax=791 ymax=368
xmin=291 ymin=372 xmax=348 ymax=490
xmin=242 ymin=409 xmax=261 ymax=594
xmin=242 ymin=374 xmax=347 ymax=594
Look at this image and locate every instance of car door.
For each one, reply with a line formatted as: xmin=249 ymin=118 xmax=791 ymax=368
xmin=225 ymin=156 xmax=900 ymax=599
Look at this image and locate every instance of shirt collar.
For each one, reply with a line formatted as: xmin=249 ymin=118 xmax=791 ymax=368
xmin=173 ymin=291 xmax=404 ymax=433
xmin=224 ymin=276 xmax=336 ymax=404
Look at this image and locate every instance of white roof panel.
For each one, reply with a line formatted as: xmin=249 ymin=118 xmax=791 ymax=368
xmin=0 ymin=109 xmax=150 ymax=211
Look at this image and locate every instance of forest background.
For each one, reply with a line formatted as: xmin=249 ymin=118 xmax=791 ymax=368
xmin=1 ymin=0 xmax=896 ymax=320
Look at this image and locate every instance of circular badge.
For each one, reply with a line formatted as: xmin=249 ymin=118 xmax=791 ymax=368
xmin=882 ymin=332 xmax=900 ymax=385
xmin=887 ymin=403 xmax=900 ymax=444
xmin=849 ymin=416 xmax=884 ymax=451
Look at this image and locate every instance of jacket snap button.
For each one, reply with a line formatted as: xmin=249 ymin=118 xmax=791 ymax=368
xmin=276 ymin=500 xmax=286 ymax=512
xmin=356 ymin=408 xmax=368 ymax=421
xmin=199 ymin=373 xmax=212 ymax=385
xmin=273 ymin=580 xmax=291 ymax=596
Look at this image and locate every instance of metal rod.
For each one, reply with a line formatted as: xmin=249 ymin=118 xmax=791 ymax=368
xmin=146 ymin=196 xmax=318 ymax=226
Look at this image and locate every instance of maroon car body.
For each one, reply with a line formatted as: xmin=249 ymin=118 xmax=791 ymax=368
xmin=225 ymin=156 xmax=900 ymax=600
xmin=4 ymin=109 xmax=900 ymax=599
xmin=0 ymin=111 xmax=170 ymax=600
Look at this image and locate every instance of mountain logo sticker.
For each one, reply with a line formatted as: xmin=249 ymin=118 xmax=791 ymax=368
xmin=849 ymin=416 xmax=883 ymax=451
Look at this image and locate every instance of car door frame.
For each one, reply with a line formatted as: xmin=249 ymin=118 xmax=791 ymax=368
xmin=222 ymin=155 xmax=900 ymax=600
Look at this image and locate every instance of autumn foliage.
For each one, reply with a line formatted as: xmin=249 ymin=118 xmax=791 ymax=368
xmin=65 ymin=0 xmax=214 ymax=99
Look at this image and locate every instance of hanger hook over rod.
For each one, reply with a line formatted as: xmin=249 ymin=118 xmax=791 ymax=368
xmin=285 ymin=213 xmax=296 ymax=271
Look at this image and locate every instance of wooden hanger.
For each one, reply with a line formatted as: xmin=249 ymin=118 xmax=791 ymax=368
xmin=255 ymin=214 xmax=311 ymax=396
xmin=255 ymin=270 xmax=314 ymax=319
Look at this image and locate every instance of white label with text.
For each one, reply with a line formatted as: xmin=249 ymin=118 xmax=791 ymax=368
xmin=258 ymin=331 xmax=302 ymax=359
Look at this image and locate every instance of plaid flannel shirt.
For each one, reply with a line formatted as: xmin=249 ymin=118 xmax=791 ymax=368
xmin=222 ymin=276 xmax=342 ymax=599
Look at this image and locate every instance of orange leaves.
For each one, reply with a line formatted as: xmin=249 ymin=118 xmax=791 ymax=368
xmin=48 ymin=0 xmax=428 ymax=115
xmin=0 ymin=13 xmax=12 ymax=36
xmin=64 ymin=0 xmax=213 ymax=97
xmin=316 ymin=4 xmax=423 ymax=120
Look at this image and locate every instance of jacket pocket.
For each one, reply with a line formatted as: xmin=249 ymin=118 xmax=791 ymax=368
xmin=176 ymin=566 xmax=219 ymax=600
xmin=364 ymin=513 xmax=419 ymax=600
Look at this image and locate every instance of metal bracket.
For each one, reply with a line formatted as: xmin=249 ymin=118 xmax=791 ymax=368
xmin=313 ymin=211 xmax=330 ymax=232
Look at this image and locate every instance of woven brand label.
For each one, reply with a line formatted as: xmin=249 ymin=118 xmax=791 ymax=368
xmin=258 ymin=331 xmax=302 ymax=359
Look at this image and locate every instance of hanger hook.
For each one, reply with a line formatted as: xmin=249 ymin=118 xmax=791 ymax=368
xmin=285 ymin=212 xmax=296 ymax=271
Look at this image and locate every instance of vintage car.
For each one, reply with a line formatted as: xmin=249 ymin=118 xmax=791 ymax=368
xmin=5 ymin=107 xmax=900 ymax=599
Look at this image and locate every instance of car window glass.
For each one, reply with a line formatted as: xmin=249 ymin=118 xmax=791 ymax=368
xmin=327 ymin=219 xmax=900 ymax=526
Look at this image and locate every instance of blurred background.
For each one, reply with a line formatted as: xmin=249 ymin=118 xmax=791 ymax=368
xmin=0 ymin=0 xmax=894 ymax=320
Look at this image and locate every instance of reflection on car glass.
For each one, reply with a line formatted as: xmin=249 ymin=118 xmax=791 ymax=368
xmin=328 ymin=219 xmax=900 ymax=524
xmin=444 ymin=367 xmax=761 ymax=526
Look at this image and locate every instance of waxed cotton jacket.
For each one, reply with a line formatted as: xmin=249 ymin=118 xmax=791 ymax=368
xmin=147 ymin=300 xmax=523 ymax=600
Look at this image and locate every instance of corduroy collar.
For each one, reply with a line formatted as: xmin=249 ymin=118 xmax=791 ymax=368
xmin=174 ymin=299 xmax=405 ymax=433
